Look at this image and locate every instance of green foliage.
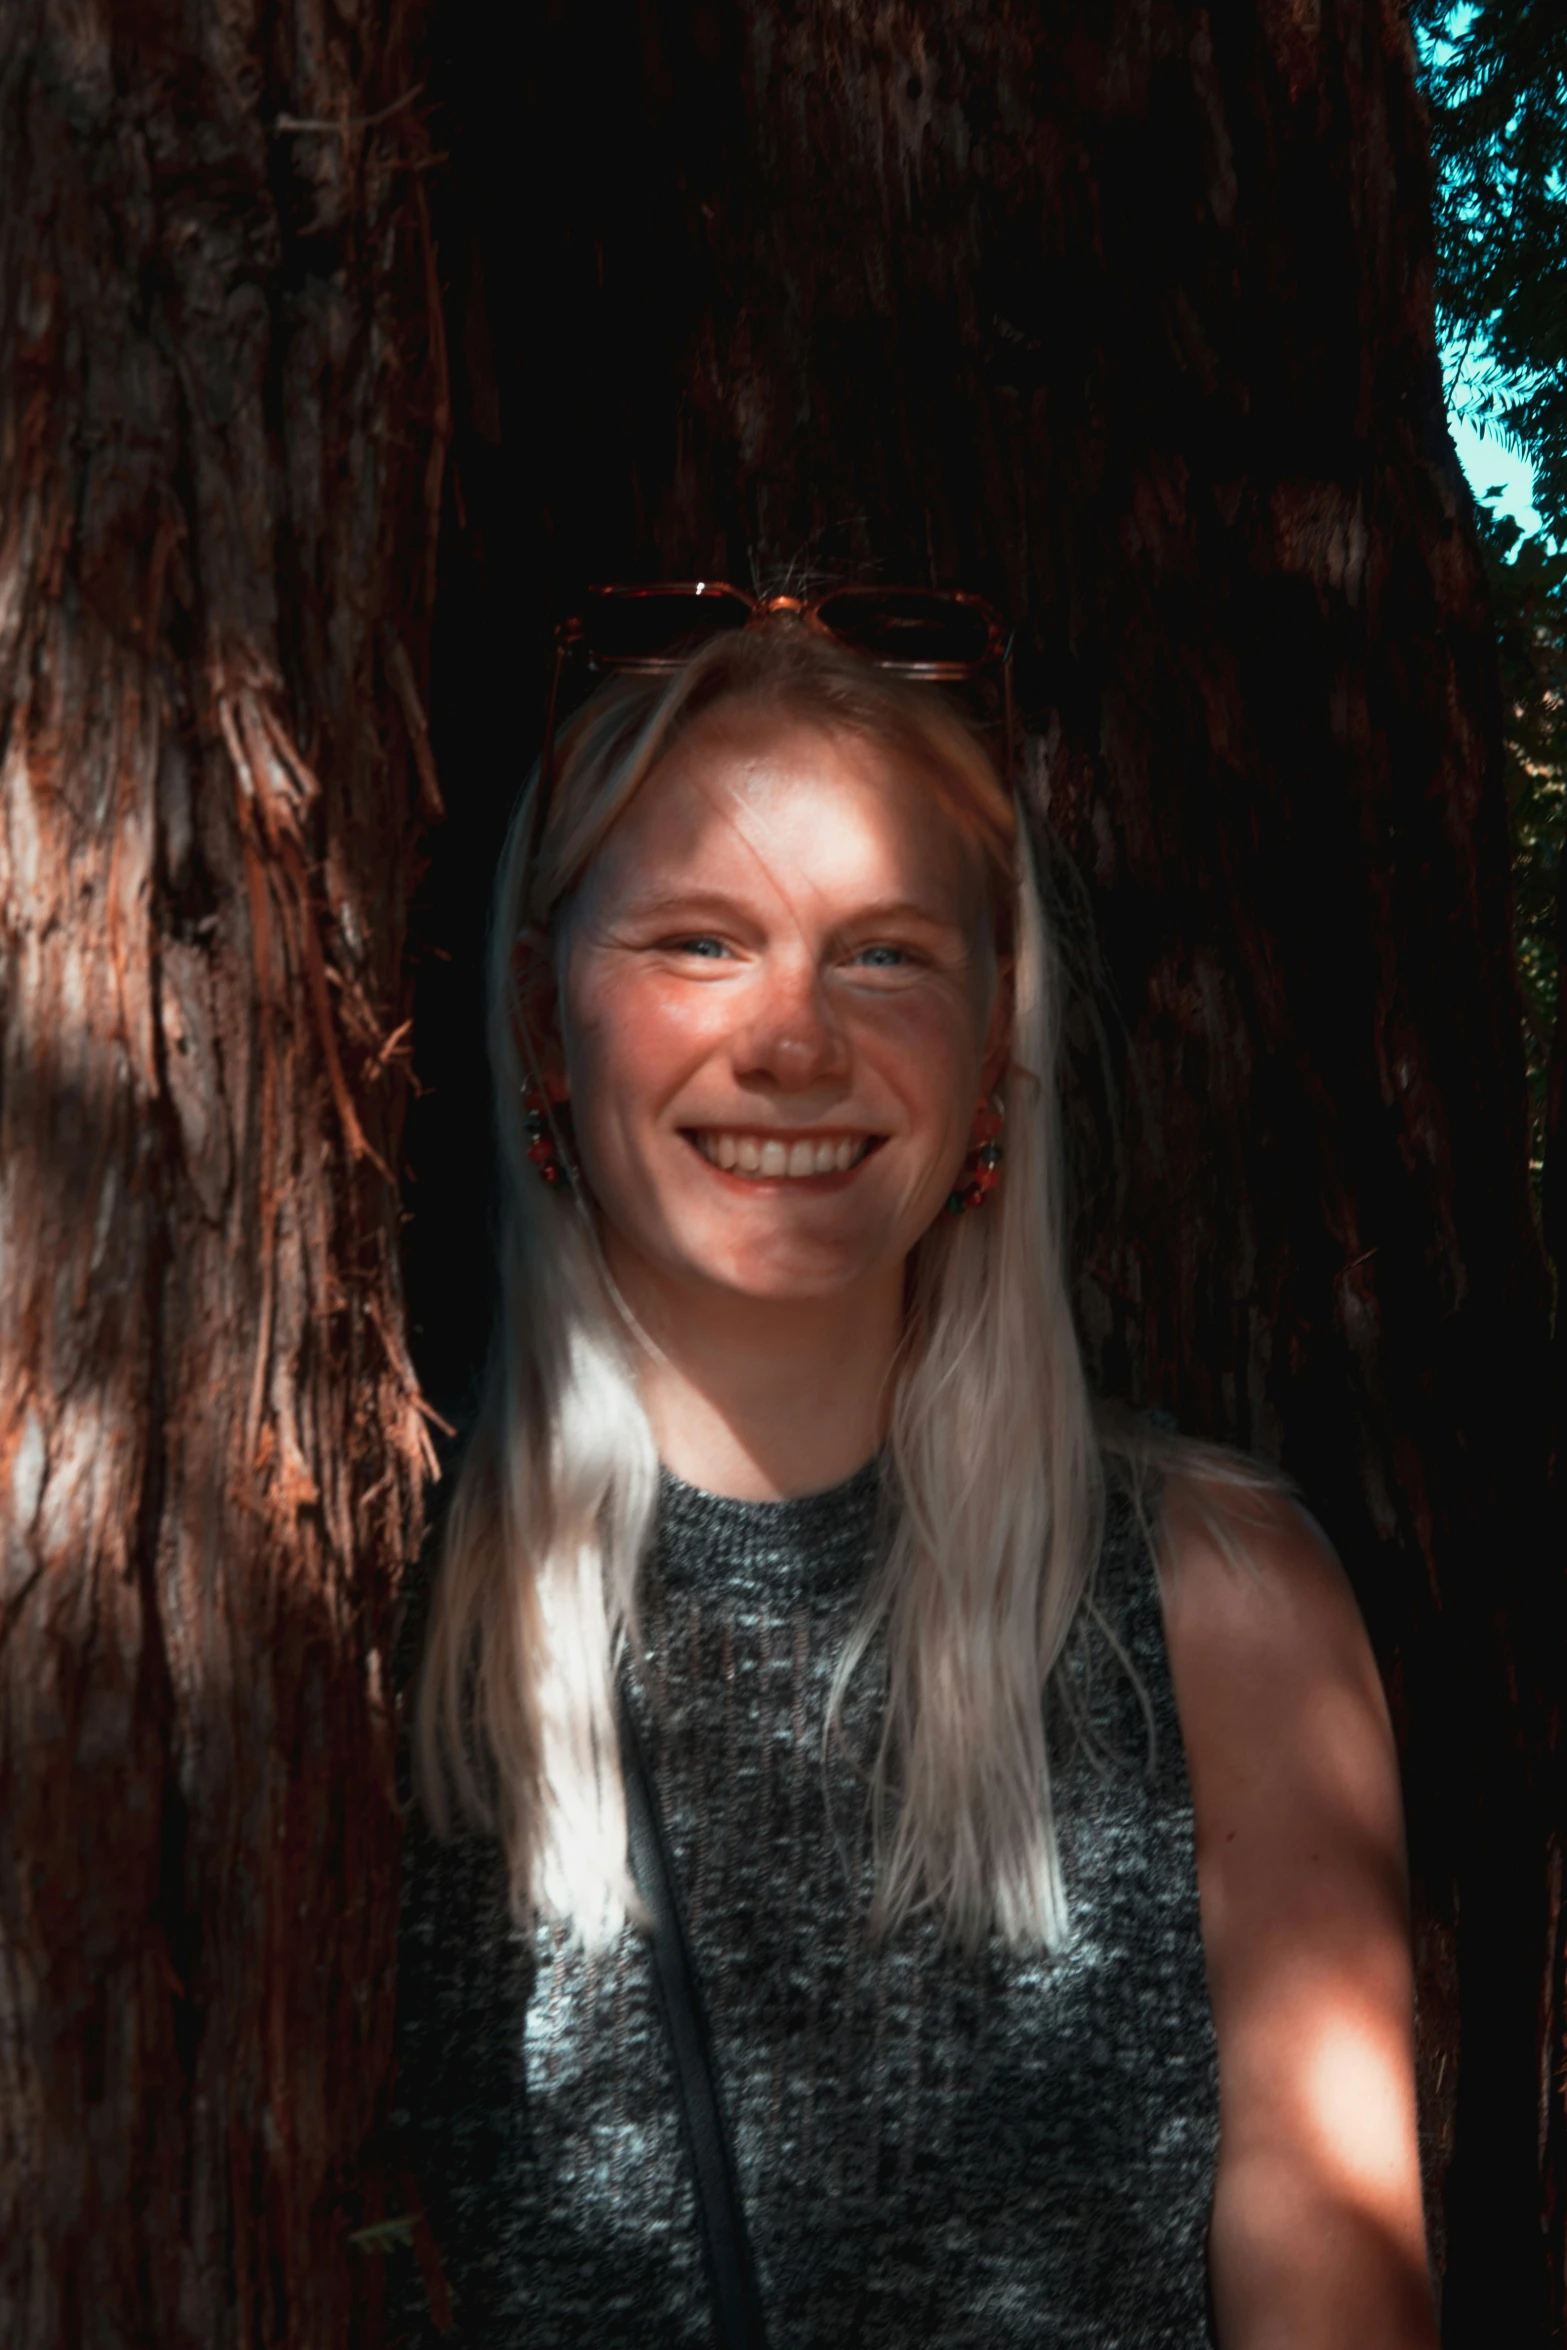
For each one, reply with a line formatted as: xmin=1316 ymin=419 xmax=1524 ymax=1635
xmin=1475 ymin=498 xmax=1566 ymax=1184
xmin=1412 ymin=3 xmax=1565 ymax=1225
xmin=1411 ymin=0 xmax=1567 ymax=544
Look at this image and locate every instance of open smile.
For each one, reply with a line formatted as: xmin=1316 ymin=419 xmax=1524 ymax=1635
xmin=684 ymin=1129 xmax=881 ymax=1180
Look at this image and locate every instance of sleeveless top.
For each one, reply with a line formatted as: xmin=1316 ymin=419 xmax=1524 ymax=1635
xmin=393 ymin=1462 xmax=1220 ymax=2346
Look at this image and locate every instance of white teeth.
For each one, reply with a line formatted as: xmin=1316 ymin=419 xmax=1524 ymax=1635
xmin=695 ymin=1131 xmax=871 ymax=1177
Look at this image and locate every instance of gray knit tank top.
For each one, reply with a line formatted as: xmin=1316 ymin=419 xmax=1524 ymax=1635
xmin=394 ymin=1463 xmax=1219 ymax=2346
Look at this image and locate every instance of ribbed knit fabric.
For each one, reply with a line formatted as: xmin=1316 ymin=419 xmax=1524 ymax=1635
xmin=393 ymin=1462 xmax=1219 ymax=2346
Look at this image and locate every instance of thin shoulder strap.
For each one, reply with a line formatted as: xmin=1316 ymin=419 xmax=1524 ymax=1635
xmin=619 ymin=1682 xmax=769 ymax=2350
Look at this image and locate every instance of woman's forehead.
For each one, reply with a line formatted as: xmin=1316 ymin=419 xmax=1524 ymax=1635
xmin=585 ymin=709 xmax=990 ymax=918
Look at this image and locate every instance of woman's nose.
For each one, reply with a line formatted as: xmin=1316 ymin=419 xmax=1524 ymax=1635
xmin=732 ymin=964 xmax=847 ymax=1089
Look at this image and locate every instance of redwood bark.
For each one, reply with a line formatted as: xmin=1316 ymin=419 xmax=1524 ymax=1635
xmin=0 ymin=6 xmax=442 ymax=2344
xmin=415 ymin=0 xmax=1561 ymax=2337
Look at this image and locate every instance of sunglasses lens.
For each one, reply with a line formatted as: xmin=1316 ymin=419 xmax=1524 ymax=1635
xmin=582 ymin=585 xmax=752 ymax=666
xmin=812 ymin=589 xmax=997 ymax=668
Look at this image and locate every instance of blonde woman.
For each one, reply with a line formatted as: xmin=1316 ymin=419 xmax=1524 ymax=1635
xmin=397 ymin=600 xmax=1437 ymax=2348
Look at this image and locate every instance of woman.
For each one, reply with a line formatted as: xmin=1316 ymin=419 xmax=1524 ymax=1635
xmin=396 ymin=612 xmax=1437 ymax=2347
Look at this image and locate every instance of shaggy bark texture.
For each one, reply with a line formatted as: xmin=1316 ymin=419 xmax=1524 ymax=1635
xmin=412 ymin=0 xmax=1562 ymax=2337
xmin=0 ymin=5 xmax=443 ymax=2343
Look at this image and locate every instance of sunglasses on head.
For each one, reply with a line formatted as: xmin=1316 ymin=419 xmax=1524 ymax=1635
xmin=533 ymin=580 xmax=1016 ymax=867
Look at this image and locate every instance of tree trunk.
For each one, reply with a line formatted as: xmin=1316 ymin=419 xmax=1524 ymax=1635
xmin=0 ymin=7 xmax=443 ymax=2343
xmin=412 ymin=0 xmax=1561 ymax=2337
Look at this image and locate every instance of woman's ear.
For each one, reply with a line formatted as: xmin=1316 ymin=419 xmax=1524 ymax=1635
xmin=980 ymin=953 xmax=1015 ymax=1096
xmin=510 ymin=927 xmax=570 ymax=1101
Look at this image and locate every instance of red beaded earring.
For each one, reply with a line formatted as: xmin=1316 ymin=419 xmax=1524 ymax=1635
xmin=946 ymin=1095 xmax=1005 ymax=1215
xmin=521 ymin=1074 xmax=576 ymax=1192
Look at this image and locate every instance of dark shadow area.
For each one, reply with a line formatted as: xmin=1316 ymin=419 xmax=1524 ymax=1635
xmin=399 ymin=24 xmax=526 ymax=1427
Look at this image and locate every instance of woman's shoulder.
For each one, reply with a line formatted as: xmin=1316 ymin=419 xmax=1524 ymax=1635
xmin=1095 ymin=1424 xmax=1378 ymax=1736
xmin=1153 ymin=1465 xmax=1389 ymax=1768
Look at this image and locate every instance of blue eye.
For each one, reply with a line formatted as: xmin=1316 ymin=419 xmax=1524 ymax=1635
xmin=675 ymin=936 xmax=729 ymax=959
xmin=853 ymin=944 xmax=910 ymax=968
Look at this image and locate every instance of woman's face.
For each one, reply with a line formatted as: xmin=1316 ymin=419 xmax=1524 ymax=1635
xmin=549 ymin=705 xmax=1010 ymax=1318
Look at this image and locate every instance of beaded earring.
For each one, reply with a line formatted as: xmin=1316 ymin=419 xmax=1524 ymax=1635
xmin=521 ymin=1074 xmax=576 ymax=1192
xmin=946 ymin=1095 xmax=1005 ymax=1215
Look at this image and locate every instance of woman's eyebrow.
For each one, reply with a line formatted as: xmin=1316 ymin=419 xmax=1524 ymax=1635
xmin=613 ymin=885 xmax=758 ymax=924
xmin=616 ymin=887 xmax=966 ymax=938
xmin=843 ymin=896 xmax=966 ymax=933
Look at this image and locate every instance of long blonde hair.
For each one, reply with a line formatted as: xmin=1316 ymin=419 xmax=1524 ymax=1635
xmin=417 ymin=625 xmax=1175 ymax=1950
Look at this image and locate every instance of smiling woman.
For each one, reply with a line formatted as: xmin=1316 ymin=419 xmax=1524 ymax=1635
xmin=396 ymin=621 xmax=1438 ymax=2348
xmin=536 ymin=707 xmax=1013 ymax=1497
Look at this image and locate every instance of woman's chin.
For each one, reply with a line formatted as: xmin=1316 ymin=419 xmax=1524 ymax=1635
xmin=648 ymin=1223 xmax=904 ymax=1310
xmin=701 ymin=1252 xmax=889 ymax=1307
xmin=596 ymin=1168 xmax=938 ymax=1312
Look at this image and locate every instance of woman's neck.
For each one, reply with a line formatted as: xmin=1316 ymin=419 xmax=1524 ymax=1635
xmin=605 ymin=1246 xmax=903 ymax=1501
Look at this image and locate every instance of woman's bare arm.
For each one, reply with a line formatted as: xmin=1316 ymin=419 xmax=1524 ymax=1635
xmin=1159 ymin=1476 xmax=1439 ymax=2350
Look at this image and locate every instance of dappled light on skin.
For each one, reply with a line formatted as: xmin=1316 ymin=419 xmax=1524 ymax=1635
xmin=546 ymin=713 xmax=1009 ymax=1378
xmin=1295 ymin=1997 xmax=1425 ymax=2220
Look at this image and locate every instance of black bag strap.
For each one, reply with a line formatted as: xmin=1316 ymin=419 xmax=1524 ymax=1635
xmin=619 ymin=1683 xmax=769 ymax=2350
